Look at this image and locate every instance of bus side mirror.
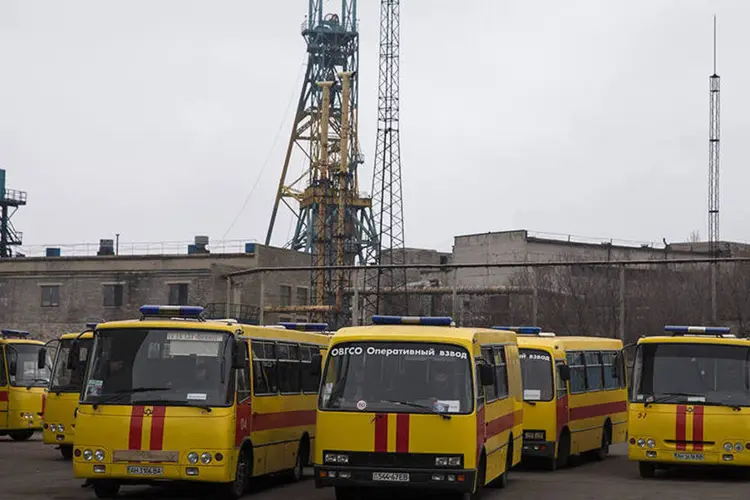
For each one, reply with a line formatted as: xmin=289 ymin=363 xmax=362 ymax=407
xmin=66 ymin=344 xmax=80 ymax=371
xmin=310 ymin=354 xmax=323 ymax=377
xmin=479 ymin=364 xmax=494 ymax=386
xmin=559 ymin=365 xmax=571 ymax=382
xmin=38 ymin=347 xmax=47 ymax=370
xmin=232 ymin=340 xmax=246 ymax=369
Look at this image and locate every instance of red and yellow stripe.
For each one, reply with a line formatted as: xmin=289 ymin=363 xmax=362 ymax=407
xmin=674 ymin=404 xmax=705 ymax=451
xmin=127 ymin=406 xmax=168 ymax=451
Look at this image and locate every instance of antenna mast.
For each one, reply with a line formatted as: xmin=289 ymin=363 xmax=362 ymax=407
xmin=708 ymin=15 xmax=720 ymax=257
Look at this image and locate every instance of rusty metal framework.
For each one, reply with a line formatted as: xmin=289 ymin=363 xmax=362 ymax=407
xmin=265 ymin=1 xmax=377 ymax=328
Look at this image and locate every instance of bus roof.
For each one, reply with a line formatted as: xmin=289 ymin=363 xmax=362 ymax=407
xmin=517 ymin=335 xmax=623 ymax=352
xmin=333 ymin=324 xmax=516 ymax=347
xmin=637 ymin=335 xmax=750 ymax=347
xmin=59 ymin=331 xmax=95 ymax=341
xmin=0 ymin=337 xmax=44 ymax=346
xmin=239 ymin=324 xmax=330 ymax=346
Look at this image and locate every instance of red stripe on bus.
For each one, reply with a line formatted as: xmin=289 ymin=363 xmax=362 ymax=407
xmin=128 ymin=406 xmax=145 ymax=450
xmin=486 ymin=409 xmax=522 ymax=439
xmin=251 ymin=409 xmax=317 ymax=432
xmin=374 ymin=414 xmax=388 ymax=452
xmin=0 ymin=391 xmax=8 ymax=402
xmin=149 ymin=406 xmax=166 ymax=451
xmin=475 ymin=406 xmax=486 ymax=461
xmin=556 ymin=395 xmax=569 ymax=437
xmin=692 ymin=406 xmax=704 ymax=451
xmin=396 ymin=414 xmax=410 ymax=453
xmin=568 ymin=400 xmax=627 ymax=421
xmin=675 ymin=405 xmax=687 ymax=451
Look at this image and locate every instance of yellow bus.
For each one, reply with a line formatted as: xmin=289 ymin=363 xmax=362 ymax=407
xmin=314 ymin=315 xmax=523 ymax=500
xmin=495 ymin=326 xmax=627 ymax=470
xmin=38 ymin=325 xmax=96 ymax=459
xmin=0 ymin=329 xmax=49 ymax=441
xmin=72 ymin=306 xmax=329 ymax=499
xmin=629 ymin=325 xmax=750 ymax=478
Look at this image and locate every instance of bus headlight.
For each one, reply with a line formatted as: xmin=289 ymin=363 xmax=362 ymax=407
xmin=83 ymin=449 xmax=93 ymax=461
xmin=724 ymin=442 xmax=733 ymax=452
xmin=94 ymin=450 xmax=105 ymax=462
xmin=646 ymin=439 xmax=655 ymax=449
xmin=636 ymin=439 xmax=646 ymax=449
xmin=448 ymin=457 xmax=462 ymax=467
xmin=735 ymin=442 xmax=743 ymax=452
xmin=187 ymin=452 xmax=199 ymax=464
xmin=200 ymin=452 xmax=212 ymax=464
xmin=58 ymin=424 xmax=65 ymax=432
xmin=49 ymin=424 xmax=57 ymax=432
xmin=324 ymin=453 xmax=349 ymax=464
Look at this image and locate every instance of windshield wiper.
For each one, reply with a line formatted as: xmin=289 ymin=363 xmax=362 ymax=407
xmin=24 ymin=378 xmax=49 ymax=390
xmin=91 ymin=387 xmax=170 ymax=409
xmin=524 ymin=400 xmax=537 ymax=406
xmin=381 ymin=399 xmax=452 ymax=420
xmin=132 ymin=399 xmax=213 ymax=413
xmin=643 ymin=392 xmax=705 ymax=407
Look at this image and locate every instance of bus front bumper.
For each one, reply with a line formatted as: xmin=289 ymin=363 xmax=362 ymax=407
xmin=314 ymin=465 xmax=476 ymax=492
xmin=73 ymin=462 xmax=232 ymax=483
xmin=522 ymin=439 xmax=556 ymax=459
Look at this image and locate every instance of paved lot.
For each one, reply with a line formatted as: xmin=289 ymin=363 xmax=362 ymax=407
xmin=4 ymin=433 xmax=749 ymax=499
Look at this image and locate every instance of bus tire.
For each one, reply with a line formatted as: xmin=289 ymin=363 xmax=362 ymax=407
xmin=218 ymin=448 xmax=251 ymax=499
xmin=289 ymin=437 xmax=308 ymax=482
xmin=595 ymin=422 xmax=611 ymax=461
xmin=463 ymin=452 xmax=486 ymax=498
xmin=556 ymin=429 xmax=571 ymax=469
xmin=60 ymin=445 xmax=74 ymax=460
xmin=638 ymin=461 xmax=656 ymax=479
xmin=92 ymin=480 xmax=120 ymax=499
xmin=9 ymin=430 xmax=34 ymax=441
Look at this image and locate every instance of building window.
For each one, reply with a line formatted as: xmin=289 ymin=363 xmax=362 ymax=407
xmin=103 ymin=284 xmax=124 ymax=307
xmin=296 ymin=287 xmax=308 ymax=305
xmin=279 ymin=317 xmax=292 ymax=323
xmin=41 ymin=285 xmax=60 ymax=307
xmin=168 ymin=283 xmax=189 ymax=305
xmin=280 ymin=285 xmax=292 ymax=307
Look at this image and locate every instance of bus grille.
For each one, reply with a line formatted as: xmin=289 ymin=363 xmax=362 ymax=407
xmin=344 ymin=451 xmax=439 ymax=468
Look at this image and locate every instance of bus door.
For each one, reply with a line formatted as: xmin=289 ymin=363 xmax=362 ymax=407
xmin=0 ymin=347 xmax=8 ymax=429
xmin=555 ymin=360 xmax=569 ymax=440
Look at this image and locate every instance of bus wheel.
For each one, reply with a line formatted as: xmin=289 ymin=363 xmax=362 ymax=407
xmin=556 ymin=430 xmax=571 ymax=469
xmin=638 ymin=461 xmax=656 ymax=479
xmin=60 ymin=445 xmax=73 ymax=460
xmin=289 ymin=438 xmax=308 ymax=482
xmin=595 ymin=425 xmax=610 ymax=461
xmin=219 ymin=450 xmax=250 ymax=499
xmin=92 ymin=480 xmax=120 ymax=499
xmin=9 ymin=430 xmax=34 ymax=441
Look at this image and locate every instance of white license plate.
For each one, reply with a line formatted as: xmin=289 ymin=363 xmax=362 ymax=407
xmin=673 ymin=452 xmax=704 ymax=461
xmin=127 ymin=466 xmax=164 ymax=476
xmin=372 ymin=472 xmax=410 ymax=482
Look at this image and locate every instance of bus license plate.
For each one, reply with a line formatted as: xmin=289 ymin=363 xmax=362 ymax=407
xmin=127 ymin=466 xmax=164 ymax=476
xmin=674 ymin=452 xmax=703 ymax=461
xmin=372 ymin=472 xmax=410 ymax=482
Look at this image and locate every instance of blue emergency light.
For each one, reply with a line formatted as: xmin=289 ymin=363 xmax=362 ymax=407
xmin=0 ymin=329 xmax=30 ymax=339
xmin=139 ymin=305 xmax=204 ymax=318
xmin=279 ymin=322 xmax=329 ymax=332
xmin=85 ymin=322 xmax=99 ymax=329
xmin=371 ymin=315 xmax=454 ymax=326
xmin=664 ymin=325 xmax=730 ymax=334
xmin=492 ymin=326 xmax=542 ymax=334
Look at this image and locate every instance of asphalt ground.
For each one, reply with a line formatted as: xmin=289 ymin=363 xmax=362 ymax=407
xmin=4 ymin=434 xmax=749 ymax=499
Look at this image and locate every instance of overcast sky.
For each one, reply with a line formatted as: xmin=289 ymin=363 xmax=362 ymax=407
xmin=1 ymin=0 xmax=748 ymax=254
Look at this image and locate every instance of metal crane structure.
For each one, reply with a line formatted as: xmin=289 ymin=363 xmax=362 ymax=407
xmin=708 ymin=15 xmax=720 ymax=258
xmin=708 ymin=16 xmax=721 ymax=323
xmin=0 ymin=169 xmax=27 ymax=258
xmin=361 ymin=0 xmax=408 ymax=321
xmin=266 ymin=0 xmax=378 ymax=329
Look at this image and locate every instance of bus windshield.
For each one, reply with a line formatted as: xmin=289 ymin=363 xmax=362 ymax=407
xmin=81 ymin=328 xmax=234 ymax=407
xmin=7 ymin=344 xmax=50 ymax=388
xmin=632 ymin=342 xmax=750 ymax=407
xmin=519 ymin=348 xmax=554 ymax=402
xmin=50 ymin=338 xmax=93 ymax=393
xmin=319 ymin=342 xmax=473 ymax=415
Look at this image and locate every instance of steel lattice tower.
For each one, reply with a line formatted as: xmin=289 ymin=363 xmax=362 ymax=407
xmin=708 ymin=16 xmax=720 ymax=257
xmin=266 ymin=0 xmax=377 ymax=328
xmin=361 ymin=0 xmax=408 ymax=321
xmin=0 ymin=169 xmax=27 ymax=259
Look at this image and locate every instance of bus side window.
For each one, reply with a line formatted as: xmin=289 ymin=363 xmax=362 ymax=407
xmin=566 ymin=352 xmax=587 ymax=394
xmin=0 ymin=347 xmax=6 ymax=386
xmin=252 ymin=341 xmax=276 ymax=395
xmin=481 ymin=347 xmax=497 ymax=401
xmin=475 ymin=362 xmax=485 ymax=407
xmin=236 ymin=341 xmax=251 ymax=403
xmin=555 ymin=361 xmax=567 ymax=398
xmin=493 ymin=347 xmax=509 ymax=400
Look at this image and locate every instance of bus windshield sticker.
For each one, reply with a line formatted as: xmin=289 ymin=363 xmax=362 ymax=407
xmin=85 ymin=379 xmax=103 ymax=397
xmin=187 ymin=393 xmax=207 ymax=401
xmin=687 ymin=395 xmax=706 ymax=403
xmin=167 ymin=340 xmax=220 ymax=357
xmin=434 ymin=400 xmax=460 ymax=413
xmin=166 ymin=332 xmax=223 ymax=342
xmin=524 ymin=389 xmax=542 ymax=401
xmin=356 ymin=400 xmax=367 ymax=410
